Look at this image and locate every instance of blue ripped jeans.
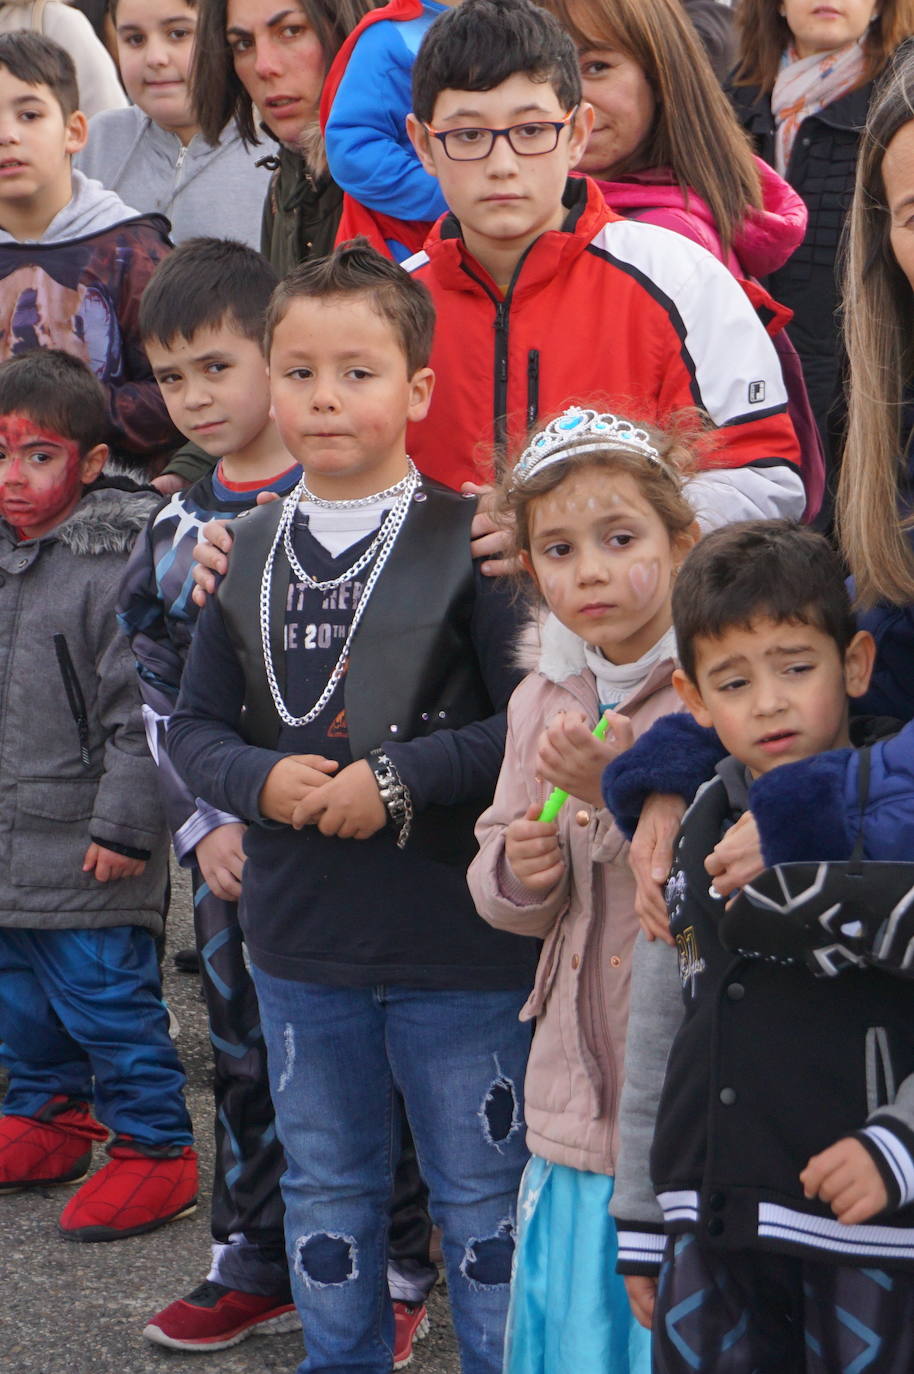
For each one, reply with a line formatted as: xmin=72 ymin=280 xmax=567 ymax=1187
xmin=251 ymin=970 xmax=531 ymax=1374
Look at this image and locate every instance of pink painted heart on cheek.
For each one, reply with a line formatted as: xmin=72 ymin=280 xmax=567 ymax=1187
xmin=627 ymin=559 xmax=660 ymax=608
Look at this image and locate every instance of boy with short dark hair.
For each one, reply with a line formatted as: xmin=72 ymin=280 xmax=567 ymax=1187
xmin=607 ymin=521 xmax=914 ymax=1371
xmin=167 ymin=241 xmax=537 ymax=1374
xmin=0 ymin=31 xmax=179 ymax=468
xmin=119 ymin=236 xmax=301 ymax=1350
xmin=403 ymin=0 xmax=810 ymax=528
xmin=0 ymin=347 xmax=196 ymax=1242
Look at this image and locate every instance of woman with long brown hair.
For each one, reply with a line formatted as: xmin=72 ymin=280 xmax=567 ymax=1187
xmin=540 ymin=0 xmax=823 ymax=515
xmin=191 ymin=0 xmax=374 ymax=274
xmin=729 ymin=0 xmax=914 ymax=525
xmin=544 ymin=0 xmax=780 ymax=267
xmin=836 ymin=42 xmax=914 ymax=717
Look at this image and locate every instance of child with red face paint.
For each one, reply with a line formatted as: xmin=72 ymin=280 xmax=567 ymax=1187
xmin=0 ymin=348 xmax=197 ymax=1242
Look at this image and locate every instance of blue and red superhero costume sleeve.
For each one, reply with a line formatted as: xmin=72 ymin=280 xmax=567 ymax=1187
xmin=320 ymin=0 xmax=448 ymax=262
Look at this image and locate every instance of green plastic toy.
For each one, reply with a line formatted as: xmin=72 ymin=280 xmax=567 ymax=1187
xmin=537 ymin=714 xmax=610 ymax=823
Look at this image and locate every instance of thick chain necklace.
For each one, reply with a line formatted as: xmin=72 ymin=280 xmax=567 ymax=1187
xmin=260 ymin=463 xmax=420 ymax=728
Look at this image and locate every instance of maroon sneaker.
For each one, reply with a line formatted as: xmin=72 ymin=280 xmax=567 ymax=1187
xmin=393 ymin=1300 xmax=430 ymax=1369
xmin=0 ymin=1096 xmax=108 ymax=1193
xmin=143 ymin=1281 xmax=301 ymax=1351
xmin=58 ymin=1140 xmax=198 ymax=1241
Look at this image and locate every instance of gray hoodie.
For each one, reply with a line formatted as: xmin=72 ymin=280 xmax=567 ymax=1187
xmin=0 ymin=167 xmax=140 ymax=244
xmin=77 ymin=105 xmax=271 ymax=248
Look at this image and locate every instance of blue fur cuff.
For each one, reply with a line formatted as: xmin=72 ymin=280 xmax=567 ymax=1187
xmin=749 ymin=749 xmax=854 ymax=865
xmin=602 ymin=713 xmax=725 ymax=839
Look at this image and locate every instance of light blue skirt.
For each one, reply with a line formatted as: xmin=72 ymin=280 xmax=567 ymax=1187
xmin=503 ymin=1155 xmax=652 ymax=1374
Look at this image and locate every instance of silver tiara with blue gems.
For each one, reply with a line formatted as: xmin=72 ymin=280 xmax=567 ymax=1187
xmin=512 ymin=406 xmax=667 ymax=487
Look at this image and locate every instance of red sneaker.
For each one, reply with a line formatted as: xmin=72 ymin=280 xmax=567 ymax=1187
xmin=393 ymin=1300 xmax=430 ymax=1369
xmin=142 ymin=1280 xmax=301 ymax=1351
xmin=0 ymin=1097 xmax=108 ymax=1193
xmin=58 ymin=1139 xmax=198 ymax=1241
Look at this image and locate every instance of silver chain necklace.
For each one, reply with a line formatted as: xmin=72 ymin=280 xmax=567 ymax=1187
xmin=298 ymin=465 xmax=417 ymax=510
xmin=260 ymin=464 xmax=420 ymax=728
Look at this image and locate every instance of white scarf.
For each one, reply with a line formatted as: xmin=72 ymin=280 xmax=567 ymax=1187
xmin=583 ymin=626 xmax=677 ymax=709
xmin=771 ymin=38 xmax=867 ymax=176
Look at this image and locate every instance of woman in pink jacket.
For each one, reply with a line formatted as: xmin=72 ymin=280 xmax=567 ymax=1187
xmin=540 ymin=0 xmax=824 ymax=518
xmin=542 ymin=0 xmax=806 ymax=275
xmin=468 ymin=406 xmax=698 ymax=1374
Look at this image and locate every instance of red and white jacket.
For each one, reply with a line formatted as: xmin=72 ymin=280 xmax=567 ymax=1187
xmin=405 ymin=176 xmax=807 ymax=530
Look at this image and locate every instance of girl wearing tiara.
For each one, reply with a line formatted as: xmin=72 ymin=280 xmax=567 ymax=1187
xmin=468 ymin=408 xmax=698 ymax=1373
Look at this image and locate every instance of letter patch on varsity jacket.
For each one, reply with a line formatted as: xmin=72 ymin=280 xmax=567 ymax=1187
xmin=675 ymin=925 xmax=706 ymax=997
xmin=666 ymin=864 xmax=706 ymax=996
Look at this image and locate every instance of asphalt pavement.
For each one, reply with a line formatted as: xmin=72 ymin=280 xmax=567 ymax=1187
xmin=1 ymin=863 xmax=459 ymax=1374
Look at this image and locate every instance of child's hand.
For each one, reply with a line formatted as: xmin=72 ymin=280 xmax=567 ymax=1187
xmin=259 ymin=755 xmax=339 ymax=825
xmin=461 ymin=481 xmax=516 ymax=575
xmin=505 ymin=804 xmax=565 ymax=893
xmin=706 ymin=811 xmax=764 ymax=899
xmin=536 ymin=709 xmax=633 ymax=808
xmin=150 ymin=473 xmax=190 ymax=496
xmin=800 ymin=1137 xmax=889 ymax=1224
xmin=291 ymin=760 xmax=387 ymax=838
xmin=624 ymin=1274 xmax=657 ymax=1329
xmin=83 ymin=842 xmax=146 ymax=882
xmin=195 ymin=822 xmax=248 ymax=901
xmin=191 ymin=493 xmax=282 ymax=606
xmin=191 ymin=518 xmax=233 ymax=606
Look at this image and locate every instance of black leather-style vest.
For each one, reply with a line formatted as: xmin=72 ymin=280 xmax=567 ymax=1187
xmin=217 ymin=483 xmax=497 ymax=865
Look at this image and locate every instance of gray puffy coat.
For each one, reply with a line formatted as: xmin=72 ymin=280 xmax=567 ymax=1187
xmin=0 ymin=483 xmax=167 ymax=933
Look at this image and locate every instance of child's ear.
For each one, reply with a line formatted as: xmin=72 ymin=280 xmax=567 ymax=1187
xmin=518 ymin=548 xmax=538 ymax=589
xmin=673 ymin=519 xmax=701 ymax=571
xmin=64 ymin=110 xmax=89 ymax=158
xmin=406 ymin=114 xmax=437 ymax=177
xmin=843 ymin=629 xmax=876 ymax=700
xmin=79 ymin=443 xmax=108 ymax=486
xmin=407 ymin=366 xmax=434 ymax=423
xmin=567 ymin=101 xmax=595 ymax=171
xmin=672 ymin=667 xmax=714 ymax=727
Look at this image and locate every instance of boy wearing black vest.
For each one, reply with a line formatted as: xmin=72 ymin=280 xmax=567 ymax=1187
xmin=167 ymin=242 xmax=536 ymax=1374
xmin=609 ymin=521 xmax=914 ymax=1373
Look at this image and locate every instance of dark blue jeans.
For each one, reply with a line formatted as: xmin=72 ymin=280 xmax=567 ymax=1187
xmin=251 ymin=970 xmax=532 ymax=1374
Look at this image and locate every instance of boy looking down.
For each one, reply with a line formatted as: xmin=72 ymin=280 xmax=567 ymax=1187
xmin=607 ymin=523 xmax=914 ymax=1372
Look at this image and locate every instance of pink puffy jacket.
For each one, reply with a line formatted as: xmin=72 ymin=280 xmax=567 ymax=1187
xmin=468 ymin=616 xmax=682 ymax=1175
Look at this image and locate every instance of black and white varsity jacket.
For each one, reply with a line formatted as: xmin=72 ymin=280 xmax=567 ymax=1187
xmin=611 ymin=757 xmax=914 ymax=1274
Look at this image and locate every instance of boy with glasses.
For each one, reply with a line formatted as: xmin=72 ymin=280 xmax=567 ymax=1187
xmin=403 ymin=0 xmax=809 ymax=529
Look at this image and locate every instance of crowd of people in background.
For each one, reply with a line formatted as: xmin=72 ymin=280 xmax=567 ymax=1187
xmin=2 ymin=0 xmax=914 ymax=1372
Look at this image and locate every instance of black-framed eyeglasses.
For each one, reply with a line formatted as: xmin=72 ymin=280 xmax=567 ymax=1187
xmin=423 ymin=108 xmax=578 ymax=161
